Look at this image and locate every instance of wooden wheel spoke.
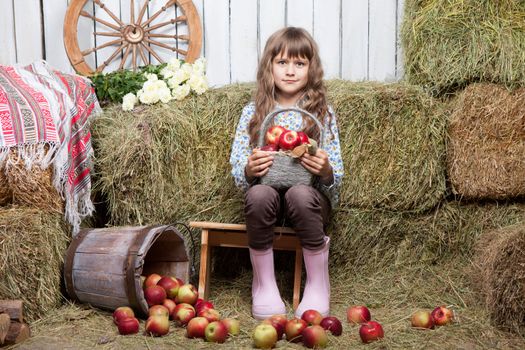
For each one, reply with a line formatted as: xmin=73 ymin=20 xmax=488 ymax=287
xmin=81 ymin=10 xmax=120 ymax=31
xmin=141 ymin=0 xmax=177 ymax=27
xmin=97 ymin=43 xmax=128 ymax=72
xmin=119 ymin=44 xmax=133 ymax=70
xmin=140 ymin=42 xmax=164 ymax=63
xmin=94 ymin=31 xmax=122 ymax=37
xmin=132 ymin=44 xmax=137 ymax=70
xmin=93 ymin=0 xmax=125 ymax=27
xmin=82 ymin=38 xmax=123 ymax=55
xmin=130 ymin=0 xmax=135 ymax=24
xmin=147 ymin=33 xmax=189 ymax=40
xmin=144 ymin=37 xmax=187 ymax=56
xmin=136 ymin=0 xmax=150 ymax=25
xmin=137 ymin=44 xmax=149 ymax=66
xmin=144 ymin=16 xmax=187 ymax=32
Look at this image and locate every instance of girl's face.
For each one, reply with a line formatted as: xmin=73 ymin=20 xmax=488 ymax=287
xmin=272 ymin=51 xmax=309 ymax=105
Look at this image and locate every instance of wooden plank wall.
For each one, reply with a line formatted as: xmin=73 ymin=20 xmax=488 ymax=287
xmin=0 ymin=0 xmax=405 ymax=86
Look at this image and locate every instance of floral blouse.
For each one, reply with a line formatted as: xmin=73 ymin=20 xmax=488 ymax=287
xmin=229 ymin=102 xmax=344 ymax=207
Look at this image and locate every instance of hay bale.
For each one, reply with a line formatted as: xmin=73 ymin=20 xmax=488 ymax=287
xmin=0 ymin=208 xmax=70 ymax=321
xmin=0 ymin=170 xmax=11 ymax=206
xmin=328 ymin=80 xmax=447 ymax=212
xmin=5 ymin=155 xmax=63 ymax=212
xmin=331 ymin=201 xmax=525 ymax=270
xmin=402 ymin=0 xmax=525 ymax=95
xmin=94 ymin=81 xmax=446 ymax=226
xmin=473 ymin=224 xmax=525 ymax=333
xmin=448 ymin=84 xmax=525 ymax=200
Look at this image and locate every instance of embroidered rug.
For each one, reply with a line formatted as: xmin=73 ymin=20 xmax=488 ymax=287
xmin=0 ymin=61 xmax=101 ymax=234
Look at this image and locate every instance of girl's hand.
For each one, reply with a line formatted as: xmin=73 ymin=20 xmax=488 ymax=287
xmin=245 ymin=149 xmax=274 ymax=182
xmin=301 ymin=149 xmax=334 ymax=185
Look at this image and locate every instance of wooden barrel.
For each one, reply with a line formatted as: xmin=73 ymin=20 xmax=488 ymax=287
xmin=64 ymin=225 xmax=190 ymax=316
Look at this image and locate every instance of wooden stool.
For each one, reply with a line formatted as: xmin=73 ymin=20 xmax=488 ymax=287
xmin=189 ymin=221 xmax=302 ymax=310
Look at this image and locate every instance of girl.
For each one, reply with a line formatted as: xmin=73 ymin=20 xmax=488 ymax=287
xmin=229 ymin=27 xmax=344 ymax=319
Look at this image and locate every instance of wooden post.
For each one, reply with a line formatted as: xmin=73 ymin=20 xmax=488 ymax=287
xmin=0 ymin=301 xmax=23 ymax=322
xmin=0 ymin=314 xmax=10 ymax=345
xmin=3 ymin=322 xmax=30 ymax=346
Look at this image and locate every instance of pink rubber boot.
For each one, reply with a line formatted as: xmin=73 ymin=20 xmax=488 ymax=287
xmin=249 ymin=247 xmax=286 ymax=320
xmin=295 ymin=236 xmax=330 ymax=318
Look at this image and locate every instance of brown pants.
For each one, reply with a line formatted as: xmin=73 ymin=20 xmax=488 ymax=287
xmin=245 ymin=184 xmax=331 ymax=250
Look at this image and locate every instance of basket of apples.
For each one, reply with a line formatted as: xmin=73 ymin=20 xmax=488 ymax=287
xmin=257 ymin=107 xmax=323 ymax=190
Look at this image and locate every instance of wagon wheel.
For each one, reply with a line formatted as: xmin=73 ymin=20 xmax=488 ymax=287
xmin=64 ymin=0 xmax=202 ymax=75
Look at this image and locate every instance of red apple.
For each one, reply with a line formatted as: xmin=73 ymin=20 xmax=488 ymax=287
xmin=148 ymin=305 xmax=169 ymax=318
xmin=186 ymin=316 xmax=209 ymax=338
xmin=221 ymin=318 xmax=240 ymax=336
xmin=162 ymin=299 xmax=177 ymax=318
xmin=301 ymin=309 xmax=323 ymax=326
xmin=431 ymin=306 xmax=454 ymax=326
xmin=285 ymin=318 xmax=307 ymax=342
xmin=113 ymin=306 xmax=134 ymax=325
xmin=173 ymin=303 xmax=196 ymax=326
xmin=346 ymin=305 xmax=371 ymax=325
xmin=195 ymin=299 xmax=215 ymax=314
xmin=302 ymin=325 xmax=328 ymax=349
xmin=176 ymin=284 xmax=199 ymax=305
xmin=359 ymin=321 xmax=384 ymax=343
xmin=262 ymin=318 xmax=285 ymax=340
xmin=145 ymin=315 xmax=170 ymax=336
xmin=144 ymin=285 xmax=167 ymax=306
xmin=157 ymin=276 xmax=180 ymax=299
xmin=279 ymin=130 xmax=300 ymax=150
xmin=320 ymin=316 xmax=343 ymax=336
xmin=143 ymin=273 xmax=162 ymax=289
xmin=411 ymin=310 xmax=434 ymax=329
xmin=205 ymin=321 xmax=228 ymax=343
xmin=199 ymin=308 xmax=221 ymax=323
xmin=117 ymin=317 xmax=140 ymax=335
xmin=297 ymin=131 xmax=310 ymax=144
xmin=265 ymin=125 xmax=287 ymax=146
xmin=176 ymin=277 xmax=184 ymax=285
xmin=253 ymin=323 xmax=278 ymax=349
xmin=260 ymin=144 xmax=279 ymax=152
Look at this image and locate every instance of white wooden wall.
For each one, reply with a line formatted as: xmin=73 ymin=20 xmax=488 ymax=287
xmin=0 ymin=0 xmax=405 ymax=87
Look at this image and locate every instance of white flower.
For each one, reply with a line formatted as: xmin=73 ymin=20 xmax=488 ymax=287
xmin=193 ymin=57 xmax=207 ymax=75
xmin=171 ymin=83 xmax=191 ymax=100
xmin=160 ymin=66 xmax=175 ymax=79
xmin=144 ymin=73 xmax=158 ymax=81
xmin=167 ymin=57 xmax=182 ymax=71
xmin=167 ymin=69 xmax=191 ymax=88
xmin=158 ymin=86 xmax=172 ymax=103
xmin=188 ymin=73 xmax=208 ymax=95
xmin=181 ymin=62 xmax=193 ymax=75
xmin=122 ymin=93 xmax=137 ymax=111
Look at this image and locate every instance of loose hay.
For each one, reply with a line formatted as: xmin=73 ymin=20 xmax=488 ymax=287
xmin=0 ymin=207 xmax=70 ymax=321
xmin=447 ymin=84 xmax=525 ymax=200
xmin=19 ymin=263 xmax=525 ymax=349
xmin=402 ymin=0 xmax=525 ymax=95
xmin=94 ymin=81 xmax=446 ymax=228
xmin=473 ymin=223 xmax=525 ymax=333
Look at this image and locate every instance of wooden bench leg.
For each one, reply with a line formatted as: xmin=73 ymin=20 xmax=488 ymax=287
xmin=198 ymin=229 xmax=211 ymax=300
xmin=293 ymin=246 xmax=303 ymax=311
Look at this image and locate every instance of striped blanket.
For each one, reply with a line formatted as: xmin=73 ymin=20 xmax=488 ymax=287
xmin=0 ymin=61 xmax=101 ymax=234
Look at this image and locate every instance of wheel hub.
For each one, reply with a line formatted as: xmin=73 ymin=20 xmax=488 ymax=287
xmin=123 ymin=25 xmax=144 ymax=44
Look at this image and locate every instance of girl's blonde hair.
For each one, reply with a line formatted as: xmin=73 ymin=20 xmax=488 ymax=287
xmin=249 ymin=27 xmax=332 ymax=145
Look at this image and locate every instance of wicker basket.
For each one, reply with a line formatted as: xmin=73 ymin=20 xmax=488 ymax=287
xmin=258 ymin=107 xmax=324 ymax=190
